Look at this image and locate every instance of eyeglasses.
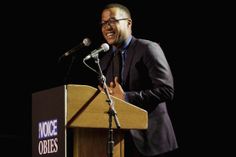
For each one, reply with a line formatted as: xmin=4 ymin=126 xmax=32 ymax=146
xmin=101 ymin=18 xmax=129 ymax=28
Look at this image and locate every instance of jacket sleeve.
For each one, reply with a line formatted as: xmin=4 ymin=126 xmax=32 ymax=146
xmin=125 ymin=42 xmax=174 ymax=111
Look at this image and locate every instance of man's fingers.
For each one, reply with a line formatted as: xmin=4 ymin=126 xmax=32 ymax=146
xmin=98 ymin=85 xmax=113 ymax=94
xmin=110 ymin=81 xmax=114 ymax=88
xmin=98 ymin=85 xmax=103 ymax=91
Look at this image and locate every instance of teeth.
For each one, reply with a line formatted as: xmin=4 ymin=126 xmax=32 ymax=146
xmin=107 ymin=32 xmax=114 ymax=37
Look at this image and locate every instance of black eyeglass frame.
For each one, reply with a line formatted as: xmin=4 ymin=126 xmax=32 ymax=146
xmin=100 ymin=18 xmax=129 ymax=27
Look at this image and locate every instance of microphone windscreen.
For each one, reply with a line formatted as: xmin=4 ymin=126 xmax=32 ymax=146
xmin=101 ymin=43 xmax=109 ymax=52
xmin=83 ymin=38 xmax=91 ymax=47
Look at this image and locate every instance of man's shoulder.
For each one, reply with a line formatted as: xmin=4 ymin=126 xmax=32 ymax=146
xmin=134 ymin=37 xmax=159 ymax=46
xmin=132 ymin=37 xmax=160 ymax=49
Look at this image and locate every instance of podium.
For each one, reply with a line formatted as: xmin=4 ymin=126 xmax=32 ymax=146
xmin=32 ymin=84 xmax=148 ymax=157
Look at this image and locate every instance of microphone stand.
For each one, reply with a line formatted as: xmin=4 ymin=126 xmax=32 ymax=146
xmin=64 ymin=55 xmax=76 ymax=84
xmin=93 ymin=54 xmax=121 ymax=157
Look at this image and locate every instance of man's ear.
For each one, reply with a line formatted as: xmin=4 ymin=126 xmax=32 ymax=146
xmin=127 ymin=19 xmax=132 ymax=27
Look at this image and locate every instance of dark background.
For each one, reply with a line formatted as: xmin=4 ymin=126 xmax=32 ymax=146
xmin=1 ymin=0 xmax=232 ymax=156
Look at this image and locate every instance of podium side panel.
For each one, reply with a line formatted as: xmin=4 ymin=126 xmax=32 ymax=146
xmin=32 ymin=86 xmax=66 ymax=157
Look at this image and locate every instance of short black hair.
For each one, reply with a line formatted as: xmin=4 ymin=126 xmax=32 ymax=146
xmin=104 ymin=3 xmax=131 ymax=19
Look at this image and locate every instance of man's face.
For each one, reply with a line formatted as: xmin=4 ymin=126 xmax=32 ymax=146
xmin=101 ymin=8 xmax=131 ymax=47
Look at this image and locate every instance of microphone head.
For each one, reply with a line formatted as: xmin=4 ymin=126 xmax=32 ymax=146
xmin=83 ymin=38 xmax=91 ymax=47
xmin=101 ymin=43 xmax=109 ymax=52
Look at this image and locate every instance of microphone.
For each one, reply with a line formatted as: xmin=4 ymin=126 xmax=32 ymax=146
xmin=61 ymin=38 xmax=91 ymax=58
xmin=83 ymin=43 xmax=109 ymax=61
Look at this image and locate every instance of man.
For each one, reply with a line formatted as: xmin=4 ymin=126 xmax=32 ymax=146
xmin=98 ymin=3 xmax=178 ymax=157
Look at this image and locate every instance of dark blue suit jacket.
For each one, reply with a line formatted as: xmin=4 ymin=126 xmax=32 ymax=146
xmin=100 ymin=36 xmax=178 ymax=156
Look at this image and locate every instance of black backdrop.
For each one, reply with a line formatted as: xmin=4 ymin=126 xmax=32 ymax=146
xmin=1 ymin=0 xmax=230 ymax=156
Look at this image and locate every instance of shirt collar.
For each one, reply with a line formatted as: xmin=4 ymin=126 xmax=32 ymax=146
xmin=112 ymin=35 xmax=132 ymax=53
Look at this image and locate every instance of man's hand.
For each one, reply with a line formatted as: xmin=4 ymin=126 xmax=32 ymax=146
xmin=98 ymin=76 xmax=125 ymax=100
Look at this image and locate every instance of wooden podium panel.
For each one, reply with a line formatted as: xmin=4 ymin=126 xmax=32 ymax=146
xmin=73 ymin=128 xmax=124 ymax=157
xmin=66 ymin=84 xmax=148 ymax=129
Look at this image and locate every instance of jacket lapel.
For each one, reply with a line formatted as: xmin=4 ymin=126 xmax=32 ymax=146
xmin=123 ymin=37 xmax=137 ymax=84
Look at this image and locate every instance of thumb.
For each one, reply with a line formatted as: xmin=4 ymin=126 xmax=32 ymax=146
xmin=114 ymin=76 xmax=120 ymax=84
